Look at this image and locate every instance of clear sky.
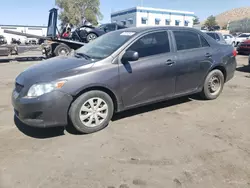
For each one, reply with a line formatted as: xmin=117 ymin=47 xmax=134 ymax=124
xmin=0 ymin=0 xmax=250 ymax=26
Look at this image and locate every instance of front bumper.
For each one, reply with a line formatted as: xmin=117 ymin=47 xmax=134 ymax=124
xmin=12 ymin=90 xmax=73 ymax=128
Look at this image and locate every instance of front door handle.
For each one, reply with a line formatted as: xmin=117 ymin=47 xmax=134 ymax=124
xmin=205 ymin=53 xmax=212 ymax=58
xmin=165 ymin=59 xmax=175 ymax=66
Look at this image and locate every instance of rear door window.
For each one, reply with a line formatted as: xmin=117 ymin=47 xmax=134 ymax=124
xmin=173 ymin=30 xmax=201 ymax=51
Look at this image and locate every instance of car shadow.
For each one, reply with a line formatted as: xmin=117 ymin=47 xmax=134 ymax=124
xmin=14 ymin=116 xmax=65 ymax=139
xmin=0 ymin=56 xmax=45 ymax=63
xmin=236 ymin=65 xmax=250 ymax=73
xmin=112 ymin=96 xmax=192 ymax=121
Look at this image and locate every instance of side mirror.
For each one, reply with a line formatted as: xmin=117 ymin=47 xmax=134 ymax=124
xmin=122 ymin=51 xmax=139 ymax=62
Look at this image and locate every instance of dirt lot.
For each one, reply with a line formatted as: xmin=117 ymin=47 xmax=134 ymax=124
xmin=0 ymin=54 xmax=250 ymax=188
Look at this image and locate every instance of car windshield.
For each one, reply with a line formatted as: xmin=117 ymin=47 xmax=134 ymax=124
xmin=238 ymin=34 xmax=250 ymax=37
xmin=75 ymin=30 xmax=137 ymax=59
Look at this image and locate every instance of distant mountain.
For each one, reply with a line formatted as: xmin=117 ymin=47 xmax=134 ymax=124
xmin=215 ymin=7 xmax=250 ymax=27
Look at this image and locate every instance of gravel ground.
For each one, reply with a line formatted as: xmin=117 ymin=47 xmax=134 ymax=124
xmin=0 ymin=54 xmax=249 ymax=188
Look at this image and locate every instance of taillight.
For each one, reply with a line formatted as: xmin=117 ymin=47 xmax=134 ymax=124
xmin=233 ymin=49 xmax=237 ymax=57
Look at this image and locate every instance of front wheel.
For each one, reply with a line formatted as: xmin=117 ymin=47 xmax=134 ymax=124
xmin=69 ymin=90 xmax=114 ymax=134
xmin=200 ymin=69 xmax=225 ymax=100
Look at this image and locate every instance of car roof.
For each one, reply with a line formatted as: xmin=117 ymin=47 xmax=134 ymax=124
xmin=117 ymin=26 xmax=202 ymax=33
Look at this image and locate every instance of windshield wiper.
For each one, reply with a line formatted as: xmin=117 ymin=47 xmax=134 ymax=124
xmin=74 ymin=52 xmax=91 ymax=60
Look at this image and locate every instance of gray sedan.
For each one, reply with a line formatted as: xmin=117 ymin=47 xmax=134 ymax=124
xmin=12 ymin=26 xmax=237 ymax=134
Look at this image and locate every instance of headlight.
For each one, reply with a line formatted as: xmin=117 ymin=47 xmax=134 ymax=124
xmin=27 ymin=80 xmax=67 ymax=97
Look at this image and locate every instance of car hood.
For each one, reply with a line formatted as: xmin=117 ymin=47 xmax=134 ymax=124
xmin=16 ymin=56 xmax=93 ymax=86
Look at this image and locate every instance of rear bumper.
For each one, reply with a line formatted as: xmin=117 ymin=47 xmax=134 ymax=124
xmin=12 ymin=90 xmax=73 ymax=128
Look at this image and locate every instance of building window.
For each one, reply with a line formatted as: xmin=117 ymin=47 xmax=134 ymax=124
xmin=184 ymin=20 xmax=189 ymax=26
xmin=141 ymin=17 xmax=147 ymax=24
xmin=155 ymin=18 xmax=160 ymax=25
xmin=165 ymin=19 xmax=170 ymax=25
xmin=175 ymin=20 xmax=180 ymax=26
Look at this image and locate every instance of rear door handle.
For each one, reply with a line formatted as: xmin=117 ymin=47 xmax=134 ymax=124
xmin=205 ymin=53 xmax=212 ymax=58
xmin=165 ymin=59 xmax=175 ymax=66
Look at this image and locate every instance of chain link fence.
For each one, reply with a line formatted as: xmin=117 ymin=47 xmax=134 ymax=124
xmin=228 ymin=18 xmax=250 ymax=33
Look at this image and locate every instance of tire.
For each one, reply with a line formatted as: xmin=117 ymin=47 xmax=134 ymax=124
xmin=200 ymin=69 xmax=225 ymax=100
xmin=54 ymin=43 xmax=71 ymax=56
xmin=69 ymin=90 xmax=114 ymax=134
xmin=86 ymin=33 xmax=98 ymax=43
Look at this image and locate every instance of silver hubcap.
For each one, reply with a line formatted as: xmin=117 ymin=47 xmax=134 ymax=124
xmin=208 ymin=75 xmax=221 ymax=95
xmin=79 ymin=97 xmax=108 ymax=127
xmin=88 ymin=34 xmax=96 ymax=41
xmin=59 ymin=49 xmax=68 ymax=56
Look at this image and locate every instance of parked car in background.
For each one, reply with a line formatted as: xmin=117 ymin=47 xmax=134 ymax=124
xmin=203 ymin=31 xmax=227 ymax=44
xmin=236 ymin=39 xmax=250 ymax=55
xmin=0 ymin=35 xmax=7 ymax=45
xmin=223 ymin=34 xmax=235 ymax=45
xmin=25 ymin=38 xmax=38 ymax=45
xmin=97 ymin=23 xmax=127 ymax=33
xmin=233 ymin=33 xmax=250 ymax=47
xmin=12 ymin=26 xmax=237 ymax=134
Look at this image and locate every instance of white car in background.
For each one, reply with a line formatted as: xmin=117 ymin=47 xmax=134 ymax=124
xmin=223 ymin=34 xmax=235 ymax=45
xmin=233 ymin=33 xmax=250 ymax=47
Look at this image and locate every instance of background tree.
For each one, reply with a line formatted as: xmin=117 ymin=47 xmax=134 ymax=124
xmin=193 ymin=15 xmax=200 ymax=25
xmin=56 ymin=0 xmax=103 ymax=27
xmin=204 ymin=15 xmax=218 ymax=28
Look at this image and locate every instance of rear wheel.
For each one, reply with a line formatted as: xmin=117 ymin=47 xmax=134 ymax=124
xmin=86 ymin=33 xmax=97 ymax=43
xmin=200 ymin=69 xmax=224 ymax=100
xmin=54 ymin=43 xmax=71 ymax=56
xmin=69 ymin=90 xmax=114 ymax=134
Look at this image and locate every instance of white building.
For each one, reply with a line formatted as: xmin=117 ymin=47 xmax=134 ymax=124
xmin=111 ymin=7 xmax=195 ymax=28
xmin=0 ymin=25 xmax=47 ymax=44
